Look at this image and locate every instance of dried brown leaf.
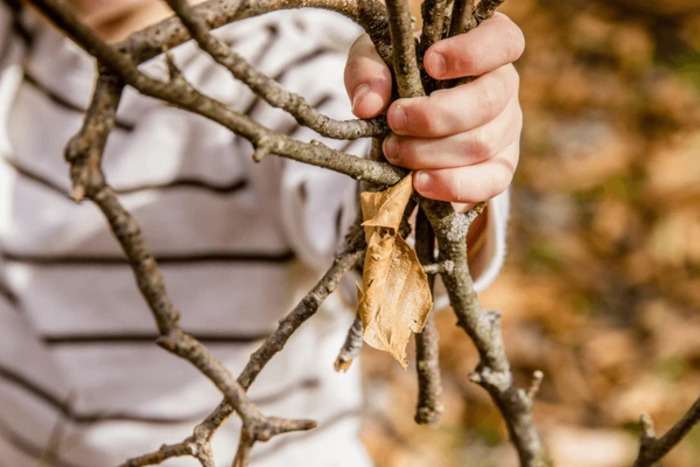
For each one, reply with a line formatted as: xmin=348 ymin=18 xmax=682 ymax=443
xmin=357 ymin=174 xmax=433 ymax=367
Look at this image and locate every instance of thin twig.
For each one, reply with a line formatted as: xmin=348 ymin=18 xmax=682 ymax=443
xmin=68 ymin=71 xmax=316 ymax=467
xmin=421 ymin=199 xmax=548 ymax=466
xmin=422 ymin=260 xmax=454 ymax=275
xmin=447 ymin=0 xmax=475 ymax=38
xmin=418 ymin=0 xmax=448 ymax=91
xmin=385 ymin=0 xmax=425 ymax=98
xmin=334 ymin=315 xmax=364 ymax=372
xmin=414 ymin=208 xmax=443 ymax=426
xmin=166 ymin=228 xmax=366 ymax=463
xmin=29 ymin=0 xmax=405 ymax=187
xmin=474 ymin=0 xmax=505 ymax=24
xmin=164 ymin=0 xmax=387 ymax=140
xmin=633 ymin=396 xmax=700 ymax=467
xmin=526 ymin=370 xmax=544 ymax=400
xmin=114 ymin=0 xmax=392 ymax=65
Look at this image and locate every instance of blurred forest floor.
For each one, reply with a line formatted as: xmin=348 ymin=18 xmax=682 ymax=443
xmin=359 ymin=0 xmax=700 ymax=465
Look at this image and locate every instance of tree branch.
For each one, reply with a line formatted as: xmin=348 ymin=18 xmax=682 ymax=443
xmin=474 ymin=0 xmax=505 ymax=24
xmin=414 ymin=208 xmax=444 ymax=426
xmin=334 ymin=315 xmax=364 ymax=372
xmin=421 ymin=200 xmax=548 ymax=466
xmin=385 ymin=0 xmax=424 ymax=98
xmin=165 ymin=0 xmax=387 ymax=140
xmin=67 ymin=70 xmax=317 ymax=467
xmin=447 ymin=0 xmax=475 ymax=38
xmin=114 ymin=0 xmax=392 ymax=65
xmin=28 ymin=0 xmax=405 ymax=187
xmin=633 ymin=395 xmax=700 ymax=467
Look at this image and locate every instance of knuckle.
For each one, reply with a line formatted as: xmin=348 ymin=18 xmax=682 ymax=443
xmin=468 ymin=130 xmax=491 ymax=161
xmin=452 ymin=50 xmax=475 ymax=77
xmin=410 ymin=103 xmax=439 ymax=135
xmin=478 ymin=81 xmax=503 ymax=118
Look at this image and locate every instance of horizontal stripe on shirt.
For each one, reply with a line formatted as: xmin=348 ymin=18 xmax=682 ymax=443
xmin=2 ymin=250 xmax=295 ymax=266
xmin=0 ymin=366 xmax=207 ymax=425
xmin=40 ymin=331 xmax=271 ymax=346
xmin=0 ymin=281 xmax=17 ymax=306
xmin=0 ymin=363 xmax=321 ymax=425
xmin=2 ymin=156 xmax=252 ymax=196
xmin=23 ymin=72 xmax=135 ymax=132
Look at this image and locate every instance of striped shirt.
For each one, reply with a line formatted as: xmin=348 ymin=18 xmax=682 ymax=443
xmin=0 ymin=5 xmax=509 ymax=466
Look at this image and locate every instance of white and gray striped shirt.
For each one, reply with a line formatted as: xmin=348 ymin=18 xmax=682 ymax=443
xmin=0 ymin=5 xmax=509 ymax=466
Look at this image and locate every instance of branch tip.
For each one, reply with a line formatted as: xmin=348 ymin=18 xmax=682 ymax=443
xmin=640 ymin=413 xmax=655 ymax=439
xmin=334 ymin=315 xmax=364 ymax=372
xmin=526 ymin=370 xmax=544 ymax=400
xmin=252 ymin=145 xmax=271 ymax=163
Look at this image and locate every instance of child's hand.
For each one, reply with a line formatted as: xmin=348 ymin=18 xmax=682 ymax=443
xmin=345 ymin=13 xmax=525 ymax=205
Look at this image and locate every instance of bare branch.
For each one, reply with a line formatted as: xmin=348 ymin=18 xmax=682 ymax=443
xmin=385 ymin=0 xmax=424 ymax=98
xmin=163 ymin=0 xmax=387 ymax=140
xmin=418 ymin=0 xmax=448 ymax=91
xmin=633 ymin=396 xmax=700 ymax=467
xmin=421 ymin=199 xmax=549 ymax=466
xmin=113 ymin=0 xmax=391 ymax=65
xmin=474 ymin=0 xmax=505 ymax=24
xmin=29 ymin=0 xmax=405 ymax=187
xmin=526 ymin=370 xmax=544 ymax=400
xmin=422 ymin=260 xmax=454 ymax=275
xmin=164 ymin=227 xmax=366 ymax=461
xmin=334 ymin=315 xmax=364 ymax=372
xmin=418 ymin=0 xmax=449 ymax=52
xmin=120 ymin=438 xmax=202 ymax=467
xmin=65 ymin=68 xmax=317 ymax=466
xmin=447 ymin=0 xmax=475 ymax=38
xmin=413 ymin=208 xmax=444 ymax=425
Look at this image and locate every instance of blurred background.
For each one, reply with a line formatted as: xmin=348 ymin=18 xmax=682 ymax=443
xmin=360 ymin=0 xmax=700 ymax=465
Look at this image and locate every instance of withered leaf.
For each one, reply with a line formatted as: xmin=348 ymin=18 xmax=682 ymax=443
xmin=357 ymin=174 xmax=433 ymax=367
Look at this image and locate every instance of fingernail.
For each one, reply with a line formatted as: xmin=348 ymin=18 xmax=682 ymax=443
xmin=425 ymin=51 xmax=446 ymax=78
xmin=389 ymin=104 xmax=407 ymax=132
xmin=351 ymin=84 xmax=370 ymax=114
xmin=383 ymin=134 xmax=399 ymax=163
xmin=415 ymin=171 xmax=433 ymax=191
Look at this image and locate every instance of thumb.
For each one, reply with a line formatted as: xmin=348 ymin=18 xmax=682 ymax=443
xmin=344 ymin=34 xmax=393 ymax=119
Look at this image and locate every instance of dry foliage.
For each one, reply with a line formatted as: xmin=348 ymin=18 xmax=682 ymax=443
xmin=358 ymin=174 xmax=433 ymax=367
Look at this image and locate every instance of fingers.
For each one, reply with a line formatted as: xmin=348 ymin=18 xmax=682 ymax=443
xmin=387 ymin=64 xmax=519 ymax=137
xmin=344 ymin=34 xmax=392 ymax=119
xmin=424 ymin=13 xmax=525 ymax=80
xmin=342 ymin=15 xmax=524 ymax=205
xmin=413 ymin=140 xmax=520 ymax=203
xmin=383 ymin=95 xmax=522 ymax=170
